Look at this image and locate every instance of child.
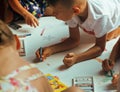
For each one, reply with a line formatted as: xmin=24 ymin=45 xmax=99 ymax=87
xmin=7 ymin=0 xmax=53 ymax=27
xmin=36 ymin=0 xmax=120 ymax=67
xmin=0 ymin=20 xmax=53 ymax=92
xmin=102 ymin=38 xmax=120 ymax=90
xmin=0 ymin=20 xmax=84 ymax=92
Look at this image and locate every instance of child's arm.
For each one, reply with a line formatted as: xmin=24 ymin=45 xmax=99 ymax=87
xmin=48 ymin=26 xmax=80 ymax=53
xmin=8 ymin=0 xmax=39 ymax=27
xmin=63 ymin=34 xmax=106 ymax=67
xmin=76 ymin=34 xmax=106 ymax=60
xmin=102 ymin=38 xmax=120 ymax=72
xmin=109 ymin=38 xmax=120 ymax=61
xmin=36 ymin=26 xmax=80 ymax=60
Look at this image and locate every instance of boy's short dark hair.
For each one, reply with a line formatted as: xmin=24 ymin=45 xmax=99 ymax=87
xmin=47 ymin=0 xmax=74 ymax=8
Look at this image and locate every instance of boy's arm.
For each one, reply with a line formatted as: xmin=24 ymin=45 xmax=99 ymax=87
xmin=102 ymin=38 xmax=120 ymax=72
xmin=46 ymin=26 xmax=80 ymax=54
xmin=109 ymin=38 xmax=120 ymax=62
xmin=76 ymin=34 xmax=106 ymax=62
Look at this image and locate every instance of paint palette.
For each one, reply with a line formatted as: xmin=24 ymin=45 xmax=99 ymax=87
xmin=46 ymin=74 xmax=68 ymax=92
xmin=72 ymin=76 xmax=94 ymax=92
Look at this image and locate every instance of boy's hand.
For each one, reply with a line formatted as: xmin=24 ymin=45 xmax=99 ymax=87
xmin=102 ymin=59 xmax=115 ymax=72
xmin=24 ymin=13 xmax=39 ymax=27
xmin=112 ymin=74 xmax=119 ymax=87
xmin=35 ymin=47 xmax=53 ymax=61
xmin=63 ymin=53 xmax=77 ymax=67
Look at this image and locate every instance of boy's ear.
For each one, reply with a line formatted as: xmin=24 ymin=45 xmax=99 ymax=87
xmin=72 ymin=6 xmax=81 ymax=14
xmin=14 ymin=35 xmax=21 ymax=50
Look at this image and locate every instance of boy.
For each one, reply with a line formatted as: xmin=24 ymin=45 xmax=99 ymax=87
xmin=36 ymin=0 xmax=120 ymax=67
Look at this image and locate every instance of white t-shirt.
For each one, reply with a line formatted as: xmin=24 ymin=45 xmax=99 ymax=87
xmin=66 ymin=0 xmax=120 ymax=38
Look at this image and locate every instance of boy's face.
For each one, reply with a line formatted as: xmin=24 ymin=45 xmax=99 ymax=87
xmin=52 ymin=4 xmax=74 ymax=21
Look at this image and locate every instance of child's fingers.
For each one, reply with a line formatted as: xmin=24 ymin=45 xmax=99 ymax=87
xmin=64 ymin=57 xmax=72 ymax=61
xmin=104 ymin=60 xmax=111 ymax=71
xmin=42 ymin=49 xmax=50 ymax=60
xmin=36 ymin=48 xmax=48 ymax=61
xmin=26 ymin=19 xmax=30 ymax=26
xmin=112 ymin=74 xmax=119 ymax=87
xmin=26 ymin=17 xmax=39 ymax=27
xmin=66 ymin=53 xmax=74 ymax=58
xmin=34 ymin=18 xmax=39 ymax=26
xmin=32 ymin=19 xmax=38 ymax=27
xmin=63 ymin=57 xmax=73 ymax=64
xmin=35 ymin=50 xmax=40 ymax=58
xmin=28 ymin=20 xmax=33 ymax=27
xmin=102 ymin=59 xmax=111 ymax=71
xmin=102 ymin=60 xmax=107 ymax=71
xmin=42 ymin=52 xmax=48 ymax=58
xmin=42 ymin=55 xmax=47 ymax=60
xmin=112 ymin=74 xmax=119 ymax=81
xmin=63 ymin=57 xmax=74 ymax=67
xmin=30 ymin=19 xmax=36 ymax=27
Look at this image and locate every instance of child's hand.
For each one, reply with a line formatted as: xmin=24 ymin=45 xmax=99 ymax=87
xmin=63 ymin=53 xmax=77 ymax=67
xmin=62 ymin=86 xmax=84 ymax=92
xmin=112 ymin=74 xmax=119 ymax=87
xmin=24 ymin=12 xmax=39 ymax=27
xmin=102 ymin=59 xmax=115 ymax=72
xmin=35 ymin=47 xmax=53 ymax=61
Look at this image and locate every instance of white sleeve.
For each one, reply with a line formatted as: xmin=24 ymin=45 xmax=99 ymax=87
xmin=65 ymin=16 xmax=79 ymax=28
xmin=94 ymin=15 xmax=114 ymax=38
